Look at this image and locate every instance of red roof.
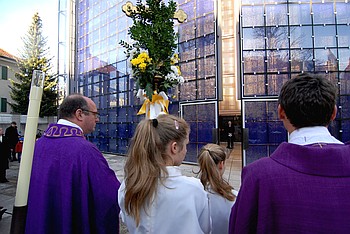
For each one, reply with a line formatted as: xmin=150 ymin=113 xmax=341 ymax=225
xmin=0 ymin=48 xmax=17 ymax=60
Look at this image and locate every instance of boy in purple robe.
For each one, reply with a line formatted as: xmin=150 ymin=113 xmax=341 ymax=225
xmin=229 ymin=73 xmax=350 ymax=233
xmin=26 ymin=94 xmax=121 ymax=234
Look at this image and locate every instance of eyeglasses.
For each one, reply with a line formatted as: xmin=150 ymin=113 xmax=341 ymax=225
xmin=81 ymin=109 xmax=100 ymax=118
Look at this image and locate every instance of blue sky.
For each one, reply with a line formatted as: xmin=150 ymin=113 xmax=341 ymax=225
xmin=0 ymin=0 xmax=58 ymax=65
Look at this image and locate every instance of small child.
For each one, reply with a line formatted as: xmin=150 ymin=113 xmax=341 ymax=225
xmin=197 ymin=143 xmax=238 ymax=234
xmin=15 ymin=137 xmax=23 ymax=163
xmin=118 ymin=114 xmax=211 ymax=233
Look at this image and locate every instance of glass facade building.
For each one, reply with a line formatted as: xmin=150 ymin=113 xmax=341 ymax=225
xmin=60 ymin=0 xmax=350 ymax=165
xmin=68 ymin=0 xmax=219 ymax=162
xmin=240 ymin=0 xmax=350 ymax=165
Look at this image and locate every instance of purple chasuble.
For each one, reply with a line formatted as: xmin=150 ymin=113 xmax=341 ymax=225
xmin=229 ymin=142 xmax=350 ymax=234
xmin=25 ymin=124 xmax=121 ymax=234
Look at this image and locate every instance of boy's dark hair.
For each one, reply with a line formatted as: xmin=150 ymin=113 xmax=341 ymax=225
xmin=278 ymin=73 xmax=337 ymax=128
xmin=58 ymin=94 xmax=89 ymax=119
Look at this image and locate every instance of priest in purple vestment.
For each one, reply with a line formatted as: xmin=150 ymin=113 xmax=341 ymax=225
xmin=229 ymin=73 xmax=350 ymax=233
xmin=25 ymin=94 xmax=121 ymax=234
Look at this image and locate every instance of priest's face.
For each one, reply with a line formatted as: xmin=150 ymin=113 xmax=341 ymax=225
xmin=81 ymin=97 xmax=99 ymax=134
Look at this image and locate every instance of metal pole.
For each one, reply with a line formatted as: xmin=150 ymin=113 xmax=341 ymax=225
xmin=10 ymin=70 xmax=45 ymax=234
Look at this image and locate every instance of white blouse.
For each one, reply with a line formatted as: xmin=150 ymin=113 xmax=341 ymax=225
xmin=118 ymin=166 xmax=212 ymax=234
xmin=207 ymin=189 xmax=238 ymax=234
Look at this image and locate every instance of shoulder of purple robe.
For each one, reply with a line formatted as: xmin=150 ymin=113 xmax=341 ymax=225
xmin=43 ymin=123 xmax=84 ymax=138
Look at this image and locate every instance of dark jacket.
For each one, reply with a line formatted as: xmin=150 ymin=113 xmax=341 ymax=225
xmin=5 ymin=126 xmax=19 ymax=148
xmin=0 ymin=134 xmax=10 ymax=170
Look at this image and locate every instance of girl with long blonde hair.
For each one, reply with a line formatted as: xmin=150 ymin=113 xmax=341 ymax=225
xmin=197 ymin=143 xmax=238 ymax=234
xmin=118 ymin=114 xmax=211 ymax=233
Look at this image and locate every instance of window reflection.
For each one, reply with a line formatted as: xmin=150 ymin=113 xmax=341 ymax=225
xmin=337 ymin=25 xmax=350 ymax=48
xmin=314 ymin=25 xmax=336 ymax=48
xmin=336 ymin=3 xmax=350 ymax=24
xmin=290 ymin=49 xmax=314 ymax=72
xmin=243 ymin=51 xmax=265 ymax=73
xmin=244 ymin=75 xmax=266 ymax=96
xmin=265 ymin=4 xmax=288 ymax=26
xmin=242 ymin=28 xmax=265 ymax=50
xmin=312 ymin=3 xmax=335 ymax=25
xmin=266 ymin=50 xmax=289 ymax=73
xmin=314 ymin=48 xmax=338 ymax=72
xmin=241 ymin=6 xmax=264 ymax=27
xmin=289 ymin=3 xmax=311 ymax=25
xmin=290 ymin=26 xmax=313 ymax=48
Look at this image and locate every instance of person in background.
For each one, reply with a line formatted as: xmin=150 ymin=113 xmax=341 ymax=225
xmin=5 ymin=121 xmax=19 ymax=162
xmin=226 ymin=121 xmax=235 ymax=149
xmin=229 ymin=73 xmax=350 ymax=233
xmin=197 ymin=143 xmax=237 ymax=234
xmin=26 ymin=94 xmax=121 ymax=234
xmin=15 ymin=136 xmax=23 ymax=163
xmin=119 ymin=114 xmax=211 ymax=234
xmin=0 ymin=128 xmax=10 ymax=183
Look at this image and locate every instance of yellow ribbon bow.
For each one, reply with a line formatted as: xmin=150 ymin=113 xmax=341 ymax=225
xmin=137 ymin=93 xmax=169 ymax=118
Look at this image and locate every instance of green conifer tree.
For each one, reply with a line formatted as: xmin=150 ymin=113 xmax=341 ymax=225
xmin=9 ymin=12 xmax=57 ymax=117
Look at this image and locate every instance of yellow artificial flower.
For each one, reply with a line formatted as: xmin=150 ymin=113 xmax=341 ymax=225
xmin=131 ymin=58 xmax=141 ymax=66
xmin=139 ymin=62 xmax=147 ymax=71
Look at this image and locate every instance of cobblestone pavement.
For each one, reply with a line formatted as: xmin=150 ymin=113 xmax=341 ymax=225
xmin=0 ymin=143 xmax=242 ymax=233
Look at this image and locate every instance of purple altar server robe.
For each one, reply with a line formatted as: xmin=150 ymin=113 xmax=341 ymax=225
xmin=25 ymin=124 xmax=121 ymax=234
xmin=229 ymin=142 xmax=350 ymax=234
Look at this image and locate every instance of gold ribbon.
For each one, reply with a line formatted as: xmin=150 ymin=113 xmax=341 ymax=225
xmin=137 ymin=94 xmax=169 ymax=117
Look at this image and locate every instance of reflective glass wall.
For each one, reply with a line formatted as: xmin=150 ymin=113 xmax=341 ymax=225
xmin=74 ymin=0 xmax=218 ymax=161
xmin=240 ymin=0 xmax=350 ymax=165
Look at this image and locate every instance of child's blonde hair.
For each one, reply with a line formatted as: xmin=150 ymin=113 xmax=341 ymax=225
xmin=124 ymin=114 xmax=190 ymax=226
xmin=197 ymin=143 xmax=235 ymax=201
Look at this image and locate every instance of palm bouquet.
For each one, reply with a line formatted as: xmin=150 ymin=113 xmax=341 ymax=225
xmin=120 ymin=0 xmax=185 ymax=102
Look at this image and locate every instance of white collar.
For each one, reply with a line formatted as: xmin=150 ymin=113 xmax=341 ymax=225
xmin=57 ymin=119 xmax=83 ymax=132
xmin=289 ymin=126 xmax=343 ymax=145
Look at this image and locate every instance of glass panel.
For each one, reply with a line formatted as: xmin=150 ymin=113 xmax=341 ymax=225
xmin=289 ymin=3 xmax=312 ymax=25
xmin=336 ymin=2 xmax=350 ymax=24
xmin=198 ymin=78 xmax=216 ymax=99
xmin=290 ymin=49 xmax=314 ymax=72
xmin=241 ymin=6 xmax=264 ymax=27
xmin=314 ymin=25 xmax=336 ymax=48
xmin=267 ymin=50 xmax=289 ymax=73
xmin=182 ymin=1 xmax=195 ymax=21
xmin=290 ymin=26 xmax=313 ymax=48
xmin=339 ymin=49 xmax=350 ymax=71
xmin=118 ymin=76 xmax=127 ymax=92
xmin=179 ymin=40 xmax=196 ymax=61
xmin=268 ymin=121 xmax=287 ymax=143
xmin=246 ymin=146 xmax=268 ymax=165
xmin=180 ymin=60 xmax=196 ymax=80
xmin=243 ymin=51 xmax=265 ymax=73
xmin=314 ymin=48 xmax=338 ymax=72
xmin=341 ymin=120 xmax=350 ymax=142
xmin=243 ymin=74 xmax=266 ymax=96
xmin=178 ymin=20 xmax=195 ymax=42
xmin=196 ymin=0 xmax=213 ymax=15
xmin=198 ymin=120 xmax=214 ymax=142
xmin=340 ymin=73 xmax=350 ymax=95
xmin=118 ymin=92 xmax=127 ymax=106
xmin=312 ymin=3 xmax=335 ymax=25
xmin=196 ymin=34 xmax=215 ymax=58
xmin=179 ymin=81 xmax=196 ymax=101
xmin=267 ymin=74 xmax=289 ymax=96
xmin=337 ymin=25 xmax=350 ymax=48
xmin=266 ymin=26 xmax=289 ymax=49
xmin=340 ymin=96 xmax=350 ymax=119
xmin=265 ymin=4 xmax=288 ymax=26
xmin=242 ymin=28 xmax=265 ymax=50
